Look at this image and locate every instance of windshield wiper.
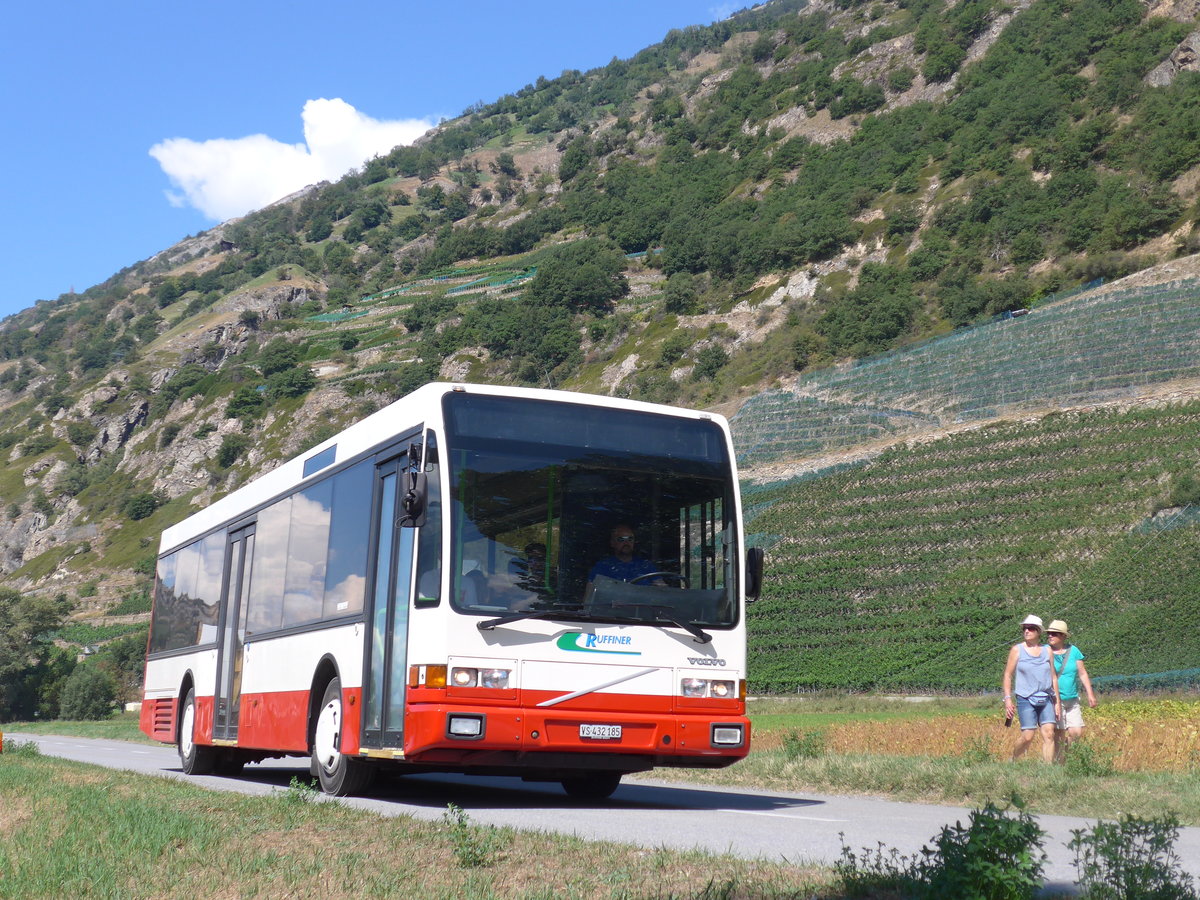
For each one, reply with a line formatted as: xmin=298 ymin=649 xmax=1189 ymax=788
xmin=651 ymin=613 xmax=712 ymax=644
xmin=477 ymin=605 xmax=712 ymax=644
xmin=477 ymin=607 xmax=577 ymax=631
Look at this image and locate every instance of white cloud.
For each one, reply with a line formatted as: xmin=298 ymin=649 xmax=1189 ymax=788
xmin=150 ymin=98 xmax=434 ymax=221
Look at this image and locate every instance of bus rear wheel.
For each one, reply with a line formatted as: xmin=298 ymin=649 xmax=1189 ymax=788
xmin=178 ymin=687 xmax=216 ymax=775
xmin=561 ymin=771 xmax=622 ymax=800
xmin=312 ymin=678 xmax=374 ymax=797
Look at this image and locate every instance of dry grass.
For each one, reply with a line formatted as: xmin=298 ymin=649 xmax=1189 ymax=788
xmin=818 ymin=703 xmax=1200 ymax=772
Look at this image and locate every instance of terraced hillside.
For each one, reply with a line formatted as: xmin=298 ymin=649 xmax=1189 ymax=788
xmin=733 ymin=276 xmax=1200 ymax=469
xmin=743 ymin=400 xmax=1200 ymax=693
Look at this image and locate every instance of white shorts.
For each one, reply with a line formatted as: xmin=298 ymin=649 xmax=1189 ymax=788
xmin=1057 ymin=698 xmax=1085 ymax=730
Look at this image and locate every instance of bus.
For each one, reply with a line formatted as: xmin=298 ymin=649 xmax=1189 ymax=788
xmin=139 ymin=382 xmax=762 ymax=798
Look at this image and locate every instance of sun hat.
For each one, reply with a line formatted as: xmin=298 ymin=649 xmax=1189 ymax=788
xmin=1046 ymin=619 xmax=1069 ymax=637
xmin=1020 ymin=614 xmax=1044 ymax=632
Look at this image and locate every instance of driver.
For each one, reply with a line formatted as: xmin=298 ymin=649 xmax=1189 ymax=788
xmin=588 ymin=524 xmax=659 ymax=584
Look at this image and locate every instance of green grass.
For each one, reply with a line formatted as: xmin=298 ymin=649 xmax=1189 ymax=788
xmin=0 ymin=748 xmax=831 ymax=900
xmin=4 ymin=711 xmax=150 ymax=743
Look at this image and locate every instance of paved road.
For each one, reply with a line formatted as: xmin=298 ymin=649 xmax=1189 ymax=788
xmin=9 ymin=732 xmax=1200 ymax=895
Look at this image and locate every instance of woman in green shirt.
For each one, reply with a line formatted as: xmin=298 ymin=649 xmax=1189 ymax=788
xmin=1047 ymin=619 xmax=1097 ymax=764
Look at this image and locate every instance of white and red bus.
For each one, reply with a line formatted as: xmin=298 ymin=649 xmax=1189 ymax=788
xmin=140 ymin=382 xmax=762 ymax=798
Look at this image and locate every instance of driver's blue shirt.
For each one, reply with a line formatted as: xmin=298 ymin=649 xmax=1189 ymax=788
xmin=588 ymin=556 xmax=657 ymax=583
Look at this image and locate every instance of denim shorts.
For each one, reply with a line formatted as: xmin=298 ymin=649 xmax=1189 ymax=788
xmin=1016 ymin=694 xmax=1056 ymax=729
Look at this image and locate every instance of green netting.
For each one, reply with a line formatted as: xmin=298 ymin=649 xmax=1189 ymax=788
xmin=733 ymin=278 xmax=1200 ymax=468
xmin=307 ymin=310 xmax=368 ymax=322
xmin=1093 ymin=668 xmax=1200 ymax=691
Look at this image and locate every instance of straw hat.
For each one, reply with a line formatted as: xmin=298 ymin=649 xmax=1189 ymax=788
xmin=1046 ymin=619 xmax=1070 ymax=638
xmin=1020 ymin=614 xmax=1044 ymax=632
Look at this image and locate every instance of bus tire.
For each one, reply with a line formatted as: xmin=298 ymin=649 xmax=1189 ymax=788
xmin=312 ymin=678 xmax=373 ymax=796
xmin=561 ymin=771 xmax=622 ymax=800
xmin=178 ymin=687 xmax=216 ymax=776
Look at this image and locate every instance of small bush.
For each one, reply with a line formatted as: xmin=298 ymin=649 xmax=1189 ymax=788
xmin=124 ymin=493 xmax=161 ymax=521
xmin=782 ymin=728 xmax=826 ymax=760
xmin=1065 ymin=740 xmax=1117 ymax=778
xmin=837 ymin=797 xmax=1046 ymax=900
xmin=1070 ymin=813 xmax=1199 ymax=900
xmin=159 ymin=423 xmax=182 ymax=449
xmin=216 ymin=434 xmax=251 ymax=468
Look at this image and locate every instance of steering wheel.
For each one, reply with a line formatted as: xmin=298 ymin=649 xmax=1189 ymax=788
xmin=630 ymin=571 xmax=690 ymax=588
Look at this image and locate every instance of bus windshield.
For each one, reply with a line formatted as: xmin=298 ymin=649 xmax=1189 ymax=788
xmin=443 ymin=393 xmax=738 ymax=628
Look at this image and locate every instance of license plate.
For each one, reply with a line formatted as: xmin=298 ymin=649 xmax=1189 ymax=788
xmin=579 ymin=724 xmax=622 ymax=740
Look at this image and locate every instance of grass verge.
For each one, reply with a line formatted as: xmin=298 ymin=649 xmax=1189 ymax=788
xmin=0 ymin=747 xmax=831 ymax=900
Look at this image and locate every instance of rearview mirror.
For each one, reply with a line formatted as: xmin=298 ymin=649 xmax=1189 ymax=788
xmin=745 ymin=547 xmax=764 ymax=602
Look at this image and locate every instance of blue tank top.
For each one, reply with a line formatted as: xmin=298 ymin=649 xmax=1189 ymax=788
xmin=1014 ymin=642 xmax=1052 ymax=699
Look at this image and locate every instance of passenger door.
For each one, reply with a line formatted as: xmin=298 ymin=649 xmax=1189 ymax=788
xmin=213 ymin=524 xmax=254 ymax=742
xmin=361 ymin=452 xmax=416 ymax=750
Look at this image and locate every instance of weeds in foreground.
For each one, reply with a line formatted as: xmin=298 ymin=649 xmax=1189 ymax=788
xmin=1069 ymin=814 xmax=1199 ymax=900
xmin=837 ymin=800 xmax=1198 ymax=900
xmin=442 ymin=802 xmax=509 ymax=868
xmin=279 ymin=776 xmax=320 ymax=804
xmin=1 ymin=739 xmax=41 ymax=758
xmin=836 ymin=795 xmax=1045 ymax=900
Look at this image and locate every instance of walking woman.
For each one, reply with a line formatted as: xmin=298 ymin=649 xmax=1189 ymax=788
xmin=1002 ymin=614 xmax=1061 ymax=762
xmin=1047 ymin=619 xmax=1096 ymax=763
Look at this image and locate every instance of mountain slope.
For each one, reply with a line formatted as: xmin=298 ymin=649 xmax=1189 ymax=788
xmin=0 ymin=0 xmax=1198 ymax=686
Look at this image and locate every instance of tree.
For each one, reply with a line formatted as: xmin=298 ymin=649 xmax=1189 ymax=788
xmin=217 ymin=434 xmax=252 ymax=468
xmin=59 ymin=664 xmax=117 ymax=720
xmin=492 ymin=151 xmax=519 ymax=177
xmin=693 ymin=345 xmax=729 ymax=380
xmin=266 ymin=367 xmax=317 ymax=400
xmin=525 ymin=239 xmax=629 ymax=314
xmin=225 ymin=385 xmax=267 ymax=419
xmin=124 ymin=492 xmax=161 ymax=521
xmin=0 ymin=587 xmax=71 ymax=721
xmin=257 ymin=338 xmax=300 ymax=376
xmin=664 ymin=272 xmax=699 ymax=314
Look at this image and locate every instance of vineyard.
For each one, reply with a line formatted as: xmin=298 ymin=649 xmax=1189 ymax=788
xmin=733 ymin=277 xmax=1200 ymax=468
xmin=742 ymin=400 xmax=1200 ymax=693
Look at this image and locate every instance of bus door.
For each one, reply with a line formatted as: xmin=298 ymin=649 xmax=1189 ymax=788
xmin=362 ymin=451 xmax=417 ymax=749
xmin=213 ymin=524 xmax=254 ymax=742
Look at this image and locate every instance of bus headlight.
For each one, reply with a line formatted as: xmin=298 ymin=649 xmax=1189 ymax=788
xmin=479 ymin=668 xmax=510 ymax=689
xmin=680 ymin=678 xmax=736 ymax=698
xmin=710 ymin=680 xmax=735 ymax=699
xmin=450 ymin=666 xmax=511 ymax=689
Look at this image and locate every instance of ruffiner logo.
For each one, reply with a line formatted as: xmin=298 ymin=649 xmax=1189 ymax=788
xmin=556 ymin=632 xmax=641 ymax=655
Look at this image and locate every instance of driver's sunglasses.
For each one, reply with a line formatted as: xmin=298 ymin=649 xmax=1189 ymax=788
xmin=614 ymin=535 xmax=635 ymax=542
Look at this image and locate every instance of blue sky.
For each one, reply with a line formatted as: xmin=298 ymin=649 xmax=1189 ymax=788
xmin=0 ymin=1 xmax=736 ymax=322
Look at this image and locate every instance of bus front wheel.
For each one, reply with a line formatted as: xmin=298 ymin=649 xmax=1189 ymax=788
xmin=561 ymin=771 xmax=622 ymax=800
xmin=312 ymin=678 xmax=374 ymax=796
xmin=178 ymin=687 xmax=216 ymax=775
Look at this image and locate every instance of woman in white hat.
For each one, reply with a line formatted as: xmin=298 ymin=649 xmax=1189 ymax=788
xmin=1046 ymin=619 xmax=1096 ymax=763
xmin=1002 ymin=614 xmax=1061 ymax=762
